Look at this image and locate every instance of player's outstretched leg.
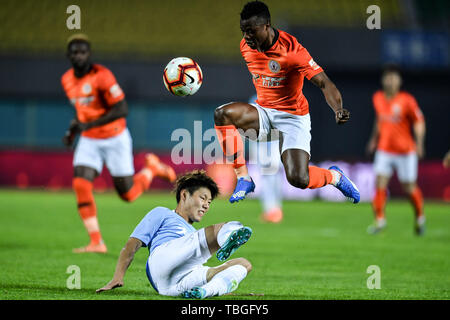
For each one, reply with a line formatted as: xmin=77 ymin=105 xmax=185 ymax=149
xmin=214 ymin=102 xmax=260 ymax=203
xmin=216 ymin=225 xmax=252 ymax=261
xmin=182 ymin=258 xmax=252 ymax=299
xmin=118 ymin=153 xmax=176 ymax=202
xmin=72 ymin=166 xmax=107 ymax=253
xmin=328 ymin=166 xmax=361 ymax=204
xmin=282 ymin=149 xmax=360 ymax=204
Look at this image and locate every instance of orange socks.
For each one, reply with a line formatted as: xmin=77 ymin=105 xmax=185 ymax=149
xmin=120 ymin=171 xmax=153 ymax=202
xmin=215 ymin=125 xmax=246 ymax=172
xmin=306 ymin=166 xmax=334 ymax=189
xmin=409 ymin=187 xmax=424 ymax=218
xmin=73 ymin=177 xmax=102 ymax=245
xmin=372 ymin=188 xmax=387 ymax=220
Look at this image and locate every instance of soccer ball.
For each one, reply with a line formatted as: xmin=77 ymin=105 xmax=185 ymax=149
xmin=163 ymin=57 xmax=203 ymax=96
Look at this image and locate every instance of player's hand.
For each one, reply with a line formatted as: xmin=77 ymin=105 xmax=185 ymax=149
xmin=96 ymin=279 xmax=124 ymax=293
xmin=416 ymin=144 xmax=425 ymax=159
xmin=62 ymin=131 xmax=75 ymax=147
xmin=335 ymin=108 xmax=350 ymax=124
xmin=366 ymin=139 xmax=377 ymax=156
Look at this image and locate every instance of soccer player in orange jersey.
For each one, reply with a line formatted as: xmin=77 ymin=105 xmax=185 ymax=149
xmin=61 ymin=34 xmax=176 ymax=253
xmin=366 ymin=65 xmax=426 ymax=235
xmin=214 ymin=1 xmax=360 ymax=204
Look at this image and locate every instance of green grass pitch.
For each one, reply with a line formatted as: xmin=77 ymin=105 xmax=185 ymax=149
xmin=0 ymin=189 xmax=449 ymax=300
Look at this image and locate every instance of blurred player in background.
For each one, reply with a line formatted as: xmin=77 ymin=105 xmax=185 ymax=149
xmin=61 ymin=34 xmax=176 ymax=253
xmin=366 ymin=64 xmax=426 ymax=235
xmin=443 ymin=150 xmax=450 ymax=168
xmin=214 ymin=1 xmax=360 ymax=205
xmin=248 ymin=94 xmax=284 ymax=223
xmin=96 ymin=170 xmax=253 ymax=299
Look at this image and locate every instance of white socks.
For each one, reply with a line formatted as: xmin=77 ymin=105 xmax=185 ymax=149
xmin=217 ymin=221 xmax=243 ymax=247
xmin=202 ymin=264 xmax=248 ymax=297
xmin=329 ymin=169 xmax=342 ymax=186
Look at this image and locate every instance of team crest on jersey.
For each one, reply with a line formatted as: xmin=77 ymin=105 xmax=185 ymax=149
xmin=392 ymin=103 xmax=401 ymax=115
xmin=268 ymin=60 xmax=281 ymax=73
xmin=81 ymin=83 xmax=92 ymax=95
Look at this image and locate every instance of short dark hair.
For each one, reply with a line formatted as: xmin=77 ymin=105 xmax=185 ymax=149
xmin=67 ymin=33 xmax=91 ymax=51
xmin=382 ymin=63 xmax=401 ymax=76
xmin=240 ymin=1 xmax=271 ymax=24
xmin=174 ymin=170 xmax=219 ymax=203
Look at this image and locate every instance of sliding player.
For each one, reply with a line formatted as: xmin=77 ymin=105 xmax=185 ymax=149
xmin=214 ymin=1 xmax=360 ymax=204
xmin=96 ymin=170 xmax=253 ymax=299
xmin=366 ymin=65 xmax=426 ymax=235
xmin=61 ymin=34 xmax=176 ymax=253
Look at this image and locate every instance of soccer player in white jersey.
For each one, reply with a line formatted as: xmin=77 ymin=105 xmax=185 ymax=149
xmin=96 ymin=170 xmax=253 ymax=299
xmin=248 ymin=94 xmax=285 ymax=223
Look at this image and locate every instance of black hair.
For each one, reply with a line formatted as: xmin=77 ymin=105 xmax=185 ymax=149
xmin=382 ymin=63 xmax=401 ymax=76
xmin=174 ymin=170 xmax=219 ymax=203
xmin=240 ymin=1 xmax=271 ymax=24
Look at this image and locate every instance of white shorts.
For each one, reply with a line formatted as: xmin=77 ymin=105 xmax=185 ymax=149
xmin=146 ymin=229 xmax=212 ymax=296
xmin=374 ymin=150 xmax=418 ymax=183
xmin=73 ymin=128 xmax=135 ymax=177
xmin=251 ymin=102 xmax=311 ymax=156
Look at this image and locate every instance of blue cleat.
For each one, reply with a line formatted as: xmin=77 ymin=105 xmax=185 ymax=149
xmin=216 ymin=226 xmax=252 ymax=261
xmin=329 ymin=166 xmax=360 ymax=204
xmin=229 ymin=177 xmax=255 ymax=203
xmin=181 ymin=286 xmax=207 ymax=299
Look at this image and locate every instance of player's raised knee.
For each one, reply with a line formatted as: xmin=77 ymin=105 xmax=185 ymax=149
xmin=234 ymin=257 xmax=253 ymax=273
xmin=214 ymin=103 xmax=236 ymax=125
xmin=286 ymin=171 xmax=309 ymax=189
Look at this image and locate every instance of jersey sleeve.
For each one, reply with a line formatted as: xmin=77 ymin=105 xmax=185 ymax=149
xmin=406 ymin=94 xmax=424 ymax=123
xmin=129 ymin=208 xmax=165 ymax=247
xmin=97 ymin=67 xmax=125 ymax=107
xmin=290 ymin=45 xmax=324 ymax=80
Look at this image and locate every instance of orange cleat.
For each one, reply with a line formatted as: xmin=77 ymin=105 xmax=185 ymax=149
xmin=73 ymin=242 xmax=107 ymax=254
xmin=261 ymin=207 xmax=283 ymax=223
xmin=145 ymin=153 xmax=177 ymax=183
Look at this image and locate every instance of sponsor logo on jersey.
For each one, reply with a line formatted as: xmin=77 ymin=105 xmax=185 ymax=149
xmin=109 ymin=84 xmax=123 ymax=98
xmin=251 ymin=73 xmax=286 ymax=87
xmin=308 ymin=58 xmax=320 ymax=70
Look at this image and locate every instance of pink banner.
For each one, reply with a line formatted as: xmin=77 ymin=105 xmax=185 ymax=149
xmin=0 ymin=150 xmax=449 ymax=201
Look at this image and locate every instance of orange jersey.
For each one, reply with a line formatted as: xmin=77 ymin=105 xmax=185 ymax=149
xmin=61 ymin=64 xmax=126 ymax=139
xmin=240 ymin=29 xmax=323 ymax=115
xmin=373 ymin=90 xmax=424 ymax=154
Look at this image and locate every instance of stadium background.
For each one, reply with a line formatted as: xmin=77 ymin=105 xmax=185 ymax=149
xmin=0 ymin=0 xmax=449 ymax=201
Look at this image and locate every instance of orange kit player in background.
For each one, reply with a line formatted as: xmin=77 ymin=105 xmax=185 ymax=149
xmin=366 ymin=64 xmax=426 ymax=235
xmin=61 ymin=34 xmax=176 ymax=253
xmin=214 ymin=1 xmax=360 ymax=204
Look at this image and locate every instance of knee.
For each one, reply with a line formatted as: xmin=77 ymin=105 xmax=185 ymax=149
xmin=234 ymin=257 xmax=252 ymax=273
xmin=286 ymin=171 xmax=309 ymax=189
xmin=72 ymin=177 xmax=92 ymax=192
xmin=214 ymin=104 xmax=235 ymax=126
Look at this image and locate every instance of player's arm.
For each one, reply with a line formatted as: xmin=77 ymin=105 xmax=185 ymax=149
xmin=310 ymin=72 xmax=350 ymax=125
xmin=78 ymin=99 xmax=128 ymax=131
xmin=62 ymin=117 xmax=81 ymax=147
xmin=96 ymin=237 xmax=143 ymax=293
xmin=413 ymin=120 xmax=426 ymax=159
xmin=366 ymin=119 xmax=379 ymax=155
